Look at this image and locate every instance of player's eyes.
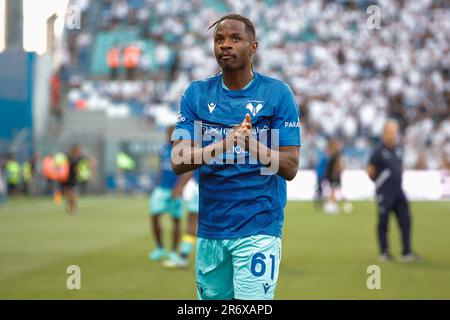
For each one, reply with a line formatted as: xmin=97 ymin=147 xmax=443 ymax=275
xmin=215 ymin=37 xmax=240 ymax=44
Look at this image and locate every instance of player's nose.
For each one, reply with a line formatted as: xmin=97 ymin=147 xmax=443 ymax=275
xmin=220 ymin=38 xmax=233 ymax=50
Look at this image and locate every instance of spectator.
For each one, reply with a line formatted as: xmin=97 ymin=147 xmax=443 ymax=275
xmin=5 ymin=154 xmax=21 ymax=196
xmin=61 ymin=0 xmax=450 ymax=170
xmin=107 ymin=45 xmax=121 ymax=80
xmin=124 ymin=43 xmax=141 ymax=80
xmin=0 ymin=154 xmax=7 ymax=205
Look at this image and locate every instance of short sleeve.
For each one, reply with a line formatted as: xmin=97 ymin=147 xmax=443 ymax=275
xmin=172 ymin=84 xmax=196 ymax=142
xmin=272 ymin=83 xmax=301 ymax=147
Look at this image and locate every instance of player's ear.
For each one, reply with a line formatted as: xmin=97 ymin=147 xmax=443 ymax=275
xmin=250 ymin=41 xmax=258 ymax=56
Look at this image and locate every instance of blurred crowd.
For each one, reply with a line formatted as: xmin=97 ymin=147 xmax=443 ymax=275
xmin=61 ymin=0 xmax=450 ymax=169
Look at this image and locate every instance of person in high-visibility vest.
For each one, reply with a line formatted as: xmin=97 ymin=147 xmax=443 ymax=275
xmin=42 ymin=153 xmax=58 ymax=196
xmin=54 ymin=152 xmax=70 ymax=183
xmin=22 ymin=161 xmax=32 ymax=195
xmin=0 ymin=155 xmax=7 ymax=205
xmin=116 ymin=151 xmax=136 ymax=171
xmin=77 ymin=157 xmax=92 ymax=195
xmin=5 ymin=154 xmax=21 ymax=196
xmin=116 ymin=151 xmax=136 ymax=194
xmin=107 ymin=45 xmax=121 ymax=80
xmin=123 ymin=43 xmax=141 ymax=80
xmin=54 ymin=152 xmax=69 ymax=205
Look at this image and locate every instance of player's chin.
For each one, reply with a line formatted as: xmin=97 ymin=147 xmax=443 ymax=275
xmin=220 ymin=61 xmax=239 ymax=72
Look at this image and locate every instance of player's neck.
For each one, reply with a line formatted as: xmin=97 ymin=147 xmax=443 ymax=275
xmin=222 ymin=67 xmax=254 ymax=91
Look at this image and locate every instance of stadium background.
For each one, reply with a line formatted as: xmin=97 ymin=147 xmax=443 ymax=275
xmin=0 ymin=0 xmax=449 ymax=299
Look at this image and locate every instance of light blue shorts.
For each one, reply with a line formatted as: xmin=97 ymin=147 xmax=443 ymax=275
xmin=188 ymin=183 xmax=199 ymax=213
xmin=196 ymin=235 xmax=282 ymax=300
xmin=149 ymin=186 xmax=183 ymax=219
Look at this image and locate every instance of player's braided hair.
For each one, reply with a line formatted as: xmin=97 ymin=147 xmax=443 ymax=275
xmin=208 ymin=13 xmax=256 ymax=42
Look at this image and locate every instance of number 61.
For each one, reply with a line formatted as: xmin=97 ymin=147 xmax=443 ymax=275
xmin=250 ymin=252 xmax=276 ymax=280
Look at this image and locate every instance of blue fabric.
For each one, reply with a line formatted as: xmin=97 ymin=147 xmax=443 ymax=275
xmin=193 ymin=169 xmax=200 ymax=183
xmin=149 ymin=186 xmax=183 ymax=218
xmin=173 ymin=72 xmax=301 ymax=239
xmin=376 ymin=190 xmax=411 ymax=255
xmin=368 ymin=143 xmax=403 ymax=194
xmin=196 ymin=235 xmax=281 ymax=300
xmin=158 ymin=143 xmax=178 ymax=189
xmin=315 ymin=152 xmax=328 ymax=180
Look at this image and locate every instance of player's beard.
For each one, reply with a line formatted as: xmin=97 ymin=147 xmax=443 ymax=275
xmin=219 ymin=60 xmax=246 ymax=72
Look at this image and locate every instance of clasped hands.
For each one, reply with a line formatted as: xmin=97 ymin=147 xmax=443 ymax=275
xmin=228 ymin=113 xmax=253 ymax=148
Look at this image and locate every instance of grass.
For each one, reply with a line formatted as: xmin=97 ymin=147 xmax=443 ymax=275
xmin=0 ymin=196 xmax=449 ymax=299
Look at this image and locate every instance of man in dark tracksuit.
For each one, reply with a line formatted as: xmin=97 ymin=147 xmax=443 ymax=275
xmin=314 ymin=150 xmax=328 ymax=209
xmin=367 ymin=120 xmax=421 ymax=262
xmin=61 ymin=145 xmax=84 ymax=214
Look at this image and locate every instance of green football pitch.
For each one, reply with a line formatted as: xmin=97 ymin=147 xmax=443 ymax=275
xmin=0 ymin=196 xmax=449 ymax=299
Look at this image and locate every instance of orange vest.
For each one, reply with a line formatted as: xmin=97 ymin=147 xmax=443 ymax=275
xmin=124 ymin=46 xmax=141 ymax=68
xmin=107 ymin=48 xmax=120 ymax=68
xmin=42 ymin=156 xmax=58 ymax=180
xmin=57 ymin=161 xmax=70 ymax=183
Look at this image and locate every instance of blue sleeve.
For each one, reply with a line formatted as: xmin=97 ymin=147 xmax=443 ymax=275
xmin=272 ymin=83 xmax=301 ymax=147
xmin=172 ymin=84 xmax=196 ymax=142
xmin=316 ymin=156 xmax=328 ymax=178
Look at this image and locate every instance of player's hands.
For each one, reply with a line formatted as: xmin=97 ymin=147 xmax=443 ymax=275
xmin=232 ymin=113 xmax=252 ymax=138
xmin=241 ymin=113 xmax=252 ymax=132
xmin=229 ymin=113 xmax=252 ymax=149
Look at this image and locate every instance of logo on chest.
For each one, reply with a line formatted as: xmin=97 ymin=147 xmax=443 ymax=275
xmin=246 ymin=102 xmax=264 ymax=116
xmin=207 ymin=100 xmax=265 ymax=118
xmin=208 ymin=103 xmax=216 ymax=114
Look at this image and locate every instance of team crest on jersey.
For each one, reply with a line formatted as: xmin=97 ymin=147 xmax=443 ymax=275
xmin=246 ymin=102 xmax=263 ymax=116
xmin=208 ymin=103 xmax=216 ymax=113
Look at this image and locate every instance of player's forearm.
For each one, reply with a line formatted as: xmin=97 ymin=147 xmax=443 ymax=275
xmin=172 ymin=171 xmax=193 ymax=197
xmin=171 ymin=141 xmax=203 ymax=174
xmin=173 ymin=171 xmax=193 ymax=189
xmin=247 ymin=137 xmax=299 ymax=181
xmin=171 ymin=147 xmax=202 ymax=175
xmin=171 ymin=138 xmax=232 ymax=175
xmin=277 ymin=150 xmax=299 ymax=181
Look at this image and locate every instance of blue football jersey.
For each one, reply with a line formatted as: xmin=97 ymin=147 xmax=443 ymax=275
xmin=173 ymin=72 xmax=301 ymax=239
xmin=158 ymin=143 xmax=179 ymax=189
xmin=193 ymin=169 xmax=200 ymax=183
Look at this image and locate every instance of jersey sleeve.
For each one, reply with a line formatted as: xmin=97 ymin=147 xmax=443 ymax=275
xmin=272 ymin=83 xmax=301 ymax=147
xmin=172 ymin=84 xmax=196 ymax=142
